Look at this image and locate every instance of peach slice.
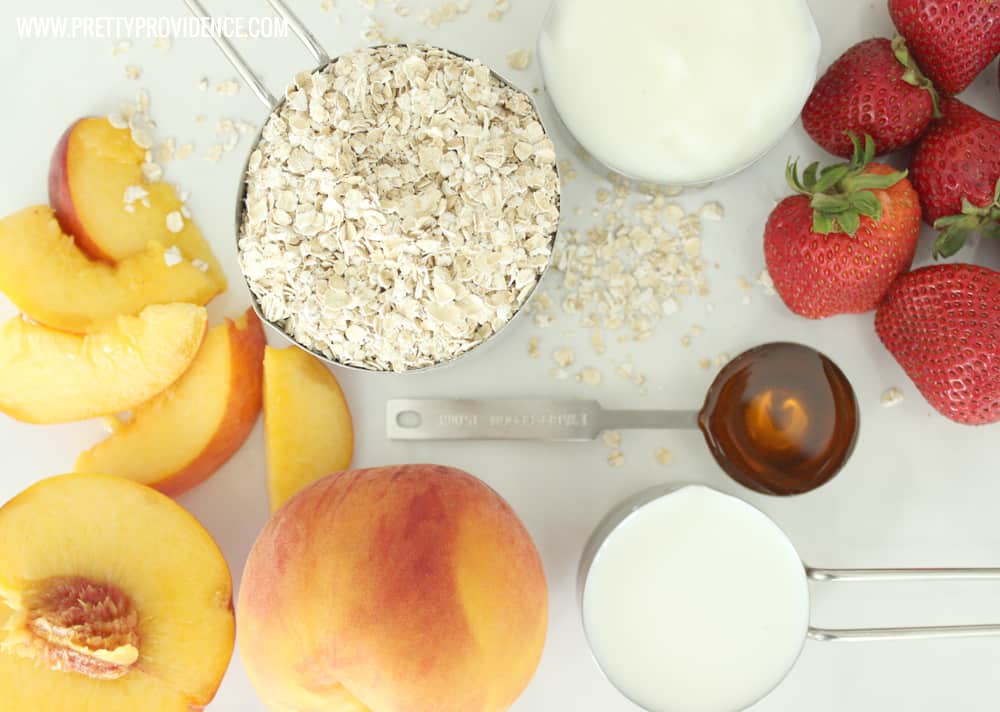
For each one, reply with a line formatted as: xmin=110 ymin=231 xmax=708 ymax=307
xmin=75 ymin=310 xmax=266 ymax=497
xmin=264 ymin=346 xmax=354 ymax=512
xmin=0 ymin=473 xmax=235 ymax=711
xmin=0 ymin=304 xmax=207 ymax=424
xmin=49 ymin=117 xmax=226 ymax=290
xmin=238 ymin=465 xmax=548 ymax=712
xmin=0 ymin=206 xmax=221 ymax=333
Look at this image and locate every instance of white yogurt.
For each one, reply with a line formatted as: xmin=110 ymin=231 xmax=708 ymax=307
xmin=582 ymin=486 xmax=810 ymax=712
xmin=539 ymin=0 xmax=821 ymax=185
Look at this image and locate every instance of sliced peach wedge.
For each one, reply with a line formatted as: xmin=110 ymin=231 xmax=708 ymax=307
xmin=0 ymin=304 xmax=207 ymax=424
xmin=264 ymin=346 xmax=354 ymax=512
xmin=0 ymin=206 xmax=220 ymax=333
xmin=76 ymin=310 xmax=266 ymax=497
xmin=0 ymin=473 xmax=235 ymax=711
xmin=49 ymin=117 xmax=226 ymax=290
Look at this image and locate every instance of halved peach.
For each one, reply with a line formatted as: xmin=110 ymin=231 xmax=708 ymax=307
xmin=264 ymin=346 xmax=354 ymax=512
xmin=49 ymin=117 xmax=226 ymax=290
xmin=76 ymin=310 xmax=266 ymax=497
xmin=0 ymin=304 xmax=207 ymax=424
xmin=0 ymin=206 xmax=221 ymax=333
xmin=0 ymin=473 xmax=235 ymax=711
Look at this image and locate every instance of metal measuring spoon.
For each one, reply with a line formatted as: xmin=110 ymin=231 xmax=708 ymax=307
xmin=387 ymin=342 xmax=859 ymax=496
xmin=185 ymin=0 xmax=561 ymax=374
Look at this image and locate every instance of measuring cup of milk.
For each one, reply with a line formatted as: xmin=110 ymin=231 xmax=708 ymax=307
xmin=580 ymin=485 xmax=1000 ymax=712
xmin=538 ymin=0 xmax=821 ymax=185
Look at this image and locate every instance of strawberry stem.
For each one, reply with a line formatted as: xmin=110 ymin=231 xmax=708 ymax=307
xmin=892 ymin=35 xmax=941 ymax=119
xmin=786 ymin=133 xmax=908 ymax=236
xmin=932 ymin=178 xmax=1000 ymax=258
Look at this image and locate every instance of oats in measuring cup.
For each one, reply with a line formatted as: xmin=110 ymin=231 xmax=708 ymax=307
xmin=239 ymin=45 xmax=560 ymax=372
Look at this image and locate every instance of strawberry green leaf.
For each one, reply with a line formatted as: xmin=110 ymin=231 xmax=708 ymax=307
xmin=813 ymin=165 xmax=851 ymax=193
xmin=892 ymin=35 xmax=941 ymax=118
xmin=850 ymin=191 xmax=883 ymax=221
xmin=812 ymin=212 xmax=837 ymax=235
xmin=933 ymin=224 xmax=971 ymax=259
xmin=836 ymin=211 xmax=861 ymax=236
xmin=843 ymin=170 xmax=908 ymax=192
xmin=803 ymin=162 xmax=820 ymax=190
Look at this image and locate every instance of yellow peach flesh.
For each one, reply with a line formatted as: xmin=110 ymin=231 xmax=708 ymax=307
xmin=0 ymin=206 xmax=220 ymax=333
xmin=263 ymin=346 xmax=354 ymax=512
xmin=0 ymin=304 xmax=207 ymax=424
xmin=75 ymin=311 xmax=266 ymax=496
xmin=0 ymin=474 xmax=235 ymax=711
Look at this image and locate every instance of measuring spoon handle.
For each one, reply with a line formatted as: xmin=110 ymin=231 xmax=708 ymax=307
xmin=386 ymin=399 xmax=700 ymax=441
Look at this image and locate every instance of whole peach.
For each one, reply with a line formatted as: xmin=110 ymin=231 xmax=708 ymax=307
xmin=238 ymin=464 xmax=548 ymax=712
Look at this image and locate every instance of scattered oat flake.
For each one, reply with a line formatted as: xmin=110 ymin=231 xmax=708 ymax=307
xmin=602 ymin=431 xmax=622 ymax=449
xmin=125 ymin=65 xmax=142 ymax=80
xmin=700 ymin=202 xmax=724 ymax=221
xmin=506 ymin=49 xmax=532 ymax=71
xmin=578 ymin=367 xmax=602 ymax=386
xmin=655 ymin=448 xmax=673 ymax=466
xmin=111 ymin=40 xmax=132 ymax=56
xmin=527 ymin=337 xmax=540 ymax=359
xmin=216 ymin=80 xmax=240 ymax=96
xmin=163 ymin=245 xmax=184 ymax=266
xmin=881 ymin=387 xmax=904 ymax=407
xmin=165 ymin=211 xmax=184 ymax=234
xmin=153 ymin=36 xmax=172 ymax=51
xmin=197 ymin=78 xmax=209 ymax=92
xmin=205 ymin=144 xmax=224 ymax=162
xmin=195 ymin=114 xmax=207 ymax=123
xmin=607 ymin=450 xmax=625 ymax=467
xmin=321 ymin=0 xmax=335 ymax=8
xmin=699 ymin=358 xmax=712 ymax=370
xmin=175 ymin=143 xmax=195 ymax=160
xmin=553 ymin=348 xmax=575 ymax=368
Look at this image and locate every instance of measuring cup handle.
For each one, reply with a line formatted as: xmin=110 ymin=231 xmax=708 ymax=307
xmin=806 ymin=566 xmax=1000 ymax=642
xmin=809 ymin=625 xmax=1000 ymax=642
xmin=183 ymin=0 xmax=330 ymax=109
xmin=807 ymin=567 xmax=1000 ymax=582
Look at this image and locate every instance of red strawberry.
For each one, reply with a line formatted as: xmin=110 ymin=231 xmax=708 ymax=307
xmin=889 ymin=0 xmax=1000 ymax=96
xmin=765 ymin=135 xmax=922 ymax=319
xmin=875 ymin=263 xmax=1000 ymax=425
xmin=910 ymin=98 xmax=1000 ymax=257
xmin=802 ymin=37 xmax=939 ymax=158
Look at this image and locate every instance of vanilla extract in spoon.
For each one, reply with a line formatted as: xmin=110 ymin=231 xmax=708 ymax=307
xmin=388 ymin=343 xmax=860 ymax=496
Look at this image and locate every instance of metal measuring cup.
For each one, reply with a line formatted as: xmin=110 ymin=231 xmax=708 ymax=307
xmin=579 ymin=484 xmax=1000 ymax=712
xmin=185 ymin=0 xmax=561 ymax=373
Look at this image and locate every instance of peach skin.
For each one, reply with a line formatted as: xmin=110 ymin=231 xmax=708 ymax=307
xmin=238 ymin=464 xmax=549 ymax=712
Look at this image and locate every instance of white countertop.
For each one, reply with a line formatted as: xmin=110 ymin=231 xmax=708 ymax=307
xmin=3 ymin=1 xmax=1000 ymax=710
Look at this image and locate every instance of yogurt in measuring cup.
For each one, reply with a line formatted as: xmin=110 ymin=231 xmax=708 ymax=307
xmin=538 ymin=0 xmax=821 ymax=185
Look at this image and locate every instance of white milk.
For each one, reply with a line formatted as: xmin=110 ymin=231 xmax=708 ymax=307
xmin=582 ymin=486 xmax=809 ymax=712
xmin=538 ymin=0 xmax=821 ymax=185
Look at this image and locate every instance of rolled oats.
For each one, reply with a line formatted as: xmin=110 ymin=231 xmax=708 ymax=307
xmin=239 ymin=46 xmax=560 ymax=372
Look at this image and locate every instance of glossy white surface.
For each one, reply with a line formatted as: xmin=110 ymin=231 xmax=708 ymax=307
xmin=583 ymin=486 xmax=810 ymax=712
xmin=2 ymin=2 xmax=1000 ymax=711
xmin=539 ymin=0 xmax=821 ymax=184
